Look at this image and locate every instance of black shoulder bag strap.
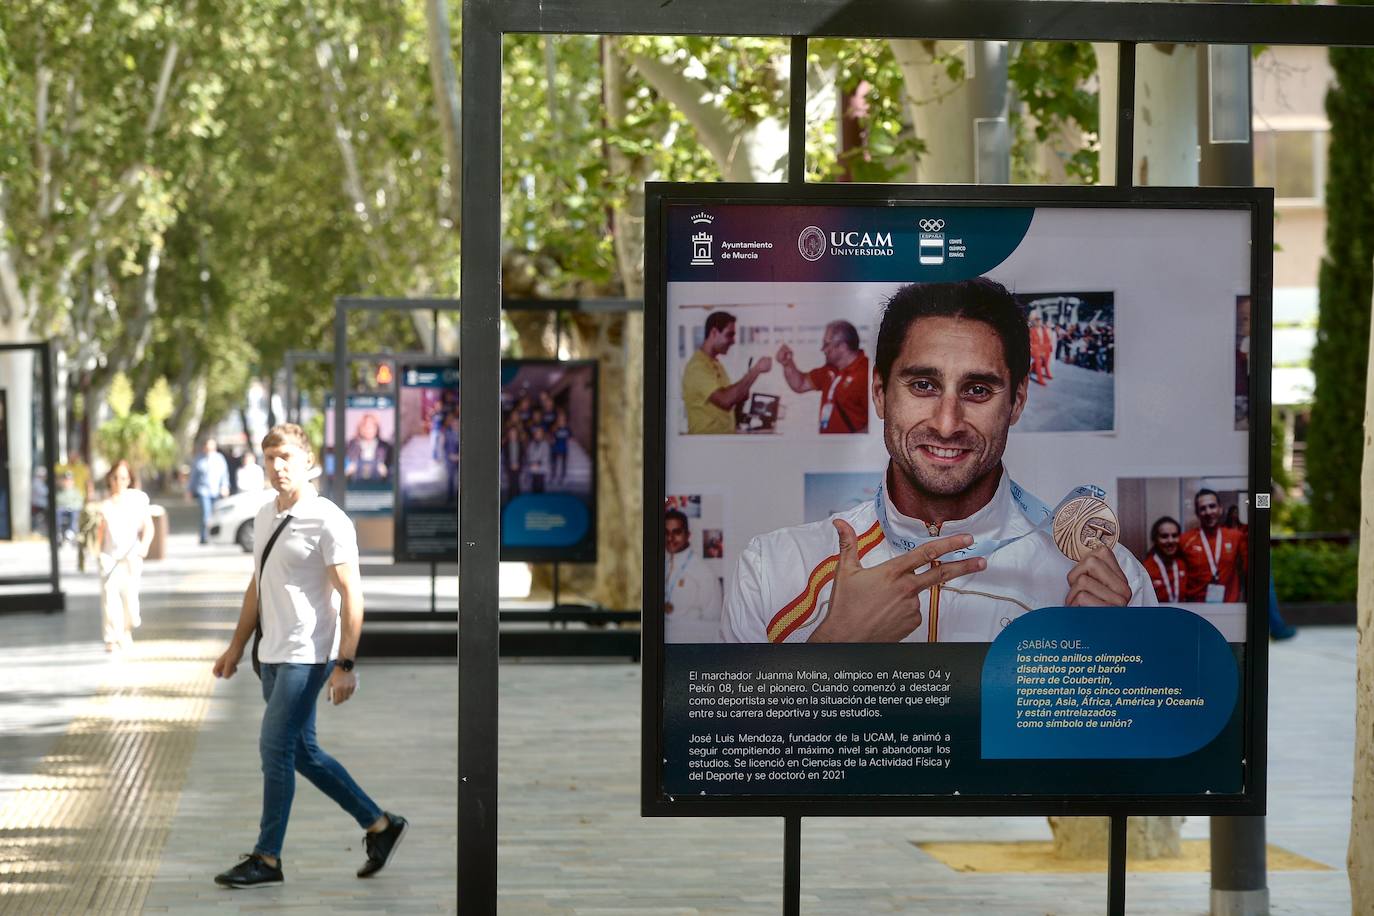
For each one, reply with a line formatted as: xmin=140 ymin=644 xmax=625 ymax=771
xmin=251 ymin=513 xmax=294 ymax=678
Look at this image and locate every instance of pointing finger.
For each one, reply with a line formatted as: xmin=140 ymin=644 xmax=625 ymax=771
xmin=913 ymin=555 xmax=986 ymax=590
xmin=887 ymin=533 xmax=976 ymax=573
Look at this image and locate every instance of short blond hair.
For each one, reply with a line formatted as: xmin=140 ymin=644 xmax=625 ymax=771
xmin=261 ymin=423 xmax=314 ymax=461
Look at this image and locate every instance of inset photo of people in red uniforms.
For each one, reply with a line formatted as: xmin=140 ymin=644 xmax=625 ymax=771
xmin=776 ymin=320 xmax=869 ymax=434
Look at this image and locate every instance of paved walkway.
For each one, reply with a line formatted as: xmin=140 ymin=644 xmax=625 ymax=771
xmin=0 ymin=525 xmax=1359 ymax=913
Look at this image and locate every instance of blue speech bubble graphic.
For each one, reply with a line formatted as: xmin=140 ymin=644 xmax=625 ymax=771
xmin=981 ymin=606 xmax=1238 ymax=759
xmin=502 ymin=494 xmax=590 ymax=548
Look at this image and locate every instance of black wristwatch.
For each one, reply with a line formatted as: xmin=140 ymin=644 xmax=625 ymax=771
xmin=337 ymin=658 xmax=355 ymax=672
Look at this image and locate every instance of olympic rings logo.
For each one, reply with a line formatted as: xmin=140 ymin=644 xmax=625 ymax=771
xmin=918 ymin=219 xmax=945 ymax=232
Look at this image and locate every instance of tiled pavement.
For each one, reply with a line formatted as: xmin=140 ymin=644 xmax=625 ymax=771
xmin=0 ymin=527 xmax=1358 ymax=913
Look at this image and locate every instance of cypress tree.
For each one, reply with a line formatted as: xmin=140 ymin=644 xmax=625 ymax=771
xmin=1306 ymin=34 xmax=1374 ymax=532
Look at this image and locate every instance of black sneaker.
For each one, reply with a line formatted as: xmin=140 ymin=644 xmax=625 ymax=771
xmin=357 ymin=812 xmax=408 ymax=878
xmin=214 ymin=853 xmax=284 ymax=889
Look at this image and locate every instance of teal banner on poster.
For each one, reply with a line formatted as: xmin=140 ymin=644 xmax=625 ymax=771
xmin=980 ymin=606 xmax=1238 ymax=760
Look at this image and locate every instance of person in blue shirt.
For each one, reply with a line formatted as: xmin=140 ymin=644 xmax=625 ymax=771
xmin=189 ymin=438 xmax=231 ymax=544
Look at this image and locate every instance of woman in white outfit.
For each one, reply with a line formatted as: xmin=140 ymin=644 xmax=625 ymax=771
xmin=97 ymin=460 xmax=153 ymax=651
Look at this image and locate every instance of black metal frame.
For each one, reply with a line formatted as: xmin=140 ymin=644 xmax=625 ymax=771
xmin=0 ymin=341 xmax=63 ymax=614
xmin=461 ymin=0 xmax=1374 ymax=908
xmin=640 ymin=180 xmax=1273 ymax=818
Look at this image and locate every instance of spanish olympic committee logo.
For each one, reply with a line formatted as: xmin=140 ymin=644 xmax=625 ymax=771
xmin=798 ymin=225 xmax=826 ymax=261
xmin=918 ymin=216 xmax=947 ymax=266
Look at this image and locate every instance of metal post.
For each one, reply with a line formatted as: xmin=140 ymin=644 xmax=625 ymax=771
xmin=1211 ymin=817 xmax=1270 ymax=915
xmin=40 ymin=343 xmax=61 ymax=603
xmin=788 ymin=36 xmax=806 ymax=184
xmin=784 ymin=816 xmax=801 ymax=916
xmin=431 ymin=562 xmax=438 ymax=614
xmin=1198 ymin=25 xmax=1267 ymax=914
xmin=332 ymin=307 xmax=348 ymax=505
xmin=459 ymin=1 xmax=502 ymax=911
xmin=1108 ymin=815 xmax=1128 ymax=916
xmin=1115 ymin=42 xmax=1137 ymax=189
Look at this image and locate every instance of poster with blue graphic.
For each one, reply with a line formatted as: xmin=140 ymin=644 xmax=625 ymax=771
xmin=323 ymin=394 xmax=396 ymax=518
xmin=500 ymin=360 xmax=597 ymax=563
xmin=648 ymin=186 xmax=1269 ymax=814
xmin=395 ymin=363 xmax=459 ymax=563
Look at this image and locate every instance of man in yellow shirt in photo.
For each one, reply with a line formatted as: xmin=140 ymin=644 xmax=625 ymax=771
xmin=681 ymin=311 xmax=772 ymax=434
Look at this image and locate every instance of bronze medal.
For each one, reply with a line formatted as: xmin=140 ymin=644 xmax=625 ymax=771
xmin=1052 ymin=496 xmax=1119 ymax=562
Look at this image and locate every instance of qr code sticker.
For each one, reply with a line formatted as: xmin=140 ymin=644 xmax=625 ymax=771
xmin=1255 ymin=493 xmax=1271 ymax=509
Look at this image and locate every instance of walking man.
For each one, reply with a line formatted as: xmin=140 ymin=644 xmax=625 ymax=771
xmin=189 ymin=439 xmax=230 ymax=544
xmin=212 ymin=423 xmax=407 ymax=888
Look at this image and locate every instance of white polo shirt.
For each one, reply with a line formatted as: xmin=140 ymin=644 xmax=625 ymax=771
xmin=254 ymin=491 xmax=359 ymax=664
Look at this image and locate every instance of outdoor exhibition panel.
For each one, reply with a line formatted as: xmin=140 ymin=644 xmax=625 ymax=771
xmin=0 ymin=342 xmax=62 ymax=613
xmin=643 ymin=182 xmax=1271 ymax=817
xmin=395 ymin=362 xmax=461 ymax=564
xmin=499 ymin=359 xmax=599 ymax=564
xmin=325 ymin=392 xmax=397 ymax=554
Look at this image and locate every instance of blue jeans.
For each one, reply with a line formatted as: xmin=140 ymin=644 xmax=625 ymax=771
xmin=197 ymin=493 xmax=217 ymax=542
xmin=255 ymin=662 xmax=382 ymax=859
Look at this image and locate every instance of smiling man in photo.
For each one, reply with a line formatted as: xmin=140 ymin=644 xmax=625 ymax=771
xmin=722 ymin=278 xmax=1154 ymax=644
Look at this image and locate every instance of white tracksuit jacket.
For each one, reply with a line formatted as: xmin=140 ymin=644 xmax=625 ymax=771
xmin=664 ymin=548 xmax=725 ymax=643
xmin=721 ymin=470 xmax=1156 ymax=644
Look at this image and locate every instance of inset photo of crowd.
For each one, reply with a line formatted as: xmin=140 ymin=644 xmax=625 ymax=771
xmin=1010 ymin=291 xmax=1115 ymax=433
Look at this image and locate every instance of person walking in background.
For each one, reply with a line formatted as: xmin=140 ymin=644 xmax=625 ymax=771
xmin=190 ymin=438 xmax=231 ymax=544
xmin=97 ymin=460 xmax=153 ymax=652
xmin=237 ymin=452 xmax=266 ymax=492
xmin=56 ymin=471 xmax=84 ymax=544
xmin=211 ymin=423 xmax=407 ymax=889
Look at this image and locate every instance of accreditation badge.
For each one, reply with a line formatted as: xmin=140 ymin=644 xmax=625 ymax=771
xmin=1205 ymin=582 xmax=1226 ymax=603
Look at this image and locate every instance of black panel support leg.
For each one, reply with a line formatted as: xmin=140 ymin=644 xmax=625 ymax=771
xmin=1108 ymin=815 xmax=1128 ymax=916
xmin=784 ymin=816 xmax=801 ymax=916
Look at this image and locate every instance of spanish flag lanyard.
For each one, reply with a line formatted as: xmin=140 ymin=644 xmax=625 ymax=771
xmin=874 ymin=476 xmax=1107 ymax=641
xmin=1151 ymin=554 xmax=1181 ymax=603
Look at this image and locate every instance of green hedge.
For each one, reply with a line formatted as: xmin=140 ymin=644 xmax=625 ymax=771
xmin=1272 ymin=541 xmax=1359 ymax=603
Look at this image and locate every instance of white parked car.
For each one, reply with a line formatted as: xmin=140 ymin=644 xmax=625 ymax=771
xmin=207 ymin=487 xmax=277 ymax=552
xmin=207 ymin=467 xmax=323 ymax=552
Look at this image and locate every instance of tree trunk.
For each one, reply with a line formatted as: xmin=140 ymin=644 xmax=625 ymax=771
xmin=424 ymin=0 xmax=462 ymax=227
xmin=1348 ymin=254 xmax=1374 ymax=910
xmin=1048 ymin=816 xmax=1184 ymax=860
xmin=1053 ymin=40 xmax=1199 ymax=860
xmin=890 ymin=40 xmax=1009 ymax=183
xmin=1132 ymin=44 xmax=1200 ymax=186
xmin=1095 ymin=42 xmax=1120 ymax=186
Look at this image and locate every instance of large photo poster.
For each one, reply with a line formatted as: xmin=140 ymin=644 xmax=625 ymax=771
xmin=649 ymin=188 xmax=1267 ymax=812
xmin=500 ymin=360 xmax=598 ymax=562
xmin=324 ymin=393 xmax=397 ymax=516
xmin=395 ymin=363 xmax=460 ymax=563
